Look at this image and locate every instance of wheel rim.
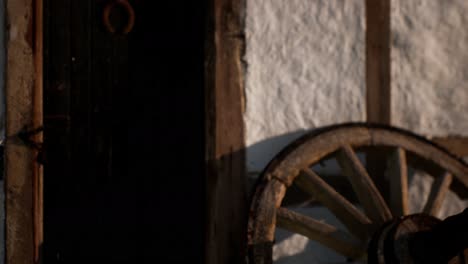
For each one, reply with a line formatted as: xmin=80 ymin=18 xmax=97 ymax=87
xmin=247 ymin=123 xmax=468 ymax=263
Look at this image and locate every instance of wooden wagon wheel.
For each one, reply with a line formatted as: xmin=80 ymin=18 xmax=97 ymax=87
xmin=247 ymin=123 xmax=468 ymax=263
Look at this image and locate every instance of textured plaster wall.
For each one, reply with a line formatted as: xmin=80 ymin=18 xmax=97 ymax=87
xmin=392 ymin=0 xmax=468 ymax=136
xmin=244 ymin=0 xmax=366 ymax=173
xmin=245 ymin=0 xmax=468 ymax=171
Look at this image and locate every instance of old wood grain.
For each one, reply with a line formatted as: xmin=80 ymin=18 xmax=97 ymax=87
xmin=276 ymin=207 xmax=364 ymax=259
xmin=5 ymin=0 xmax=37 ymax=263
xmin=433 ymin=137 xmax=468 ymax=158
xmin=248 ymin=124 xmax=468 ymax=264
xmin=295 ymin=168 xmax=371 ymax=240
xmin=248 ymin=179 xmax=287 ymax=244
xmin=423 ymin=172 xmax=453 ymax=217
xmin=387 ymin=147 xmax=409 ymax=216
xmin=366 ymin=0 xmax=391 ymax=124
xmin=336 ymin=145 xmax=392 ymax=225
xmin=33 ymin=0 xmax=44 ymax=262
xmin=205 ymin=0 xmax=247 ymax=263
xmin=365 ymin=0 xmax=392 ymax=213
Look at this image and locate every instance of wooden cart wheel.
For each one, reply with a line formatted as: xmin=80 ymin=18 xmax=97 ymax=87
xmin=247 ymin=123 xmax=468 ymax=263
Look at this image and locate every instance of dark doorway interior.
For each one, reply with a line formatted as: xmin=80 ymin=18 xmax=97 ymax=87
xmin=44 ymin=1 xmax=205 ymax=262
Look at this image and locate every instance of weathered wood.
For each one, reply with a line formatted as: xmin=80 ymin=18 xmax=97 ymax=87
xmin=248 ymin=179 xmax=287 ymax=244
xmin=365 ymin=0 xmax=391 ymax=215
xmin=423 ymin=172 xmax=453 ymax=217
xmin=295 ymin=169 xmax=371 ymax=240
xmin=33 ymin=0 xmax=44 ymax=262
xmin=280 ymin=174 xmax=359 ymax=207
xmin=44 ymin=0 xmax=206 ymax=261
xmin=248 ymin=124 xmax=468 ymax=264
xmin=205 ymin=0 xmax=247 ymax=263
xmin=370 ymin=128 xmax=468 ymax=194
xmin=272 ymin=126 xmax=372 ymax=186
xmin=43 ymin=0 xmax=73 ymax=261
xmin=276 ymin=207 xmax=364 ymax=259
xmin=5 ymin=0 xmax=37 ymax=263
xmin=387 ymin=147 xmax=409 ymax=216
xmin=269 ymin=125 xmax=468 ymax=194
xmin=336 ymin=145 xmax=392 ymax=225
xmin=433 ymin=137 xmax=468 ymax=158
xmin=366 ymin=0 xmax=391 ymax=124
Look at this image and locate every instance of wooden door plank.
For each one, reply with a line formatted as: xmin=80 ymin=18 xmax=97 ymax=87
xmin=43 ymin=0 xmax=73 ymax=262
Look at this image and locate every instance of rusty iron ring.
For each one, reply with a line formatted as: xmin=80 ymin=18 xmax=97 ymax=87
xmin=103 ymin=0 xmax=135 ymax=34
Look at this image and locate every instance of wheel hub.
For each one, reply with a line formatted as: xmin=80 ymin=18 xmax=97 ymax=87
xmin=368 ymin=210 xmax=468 ymax=264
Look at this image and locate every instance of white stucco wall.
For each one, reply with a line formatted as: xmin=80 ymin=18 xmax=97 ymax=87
xmin=392 ymin=0 xmax=468 ymax=136
xmin=244 ymin=0 xmax=366 ymax=173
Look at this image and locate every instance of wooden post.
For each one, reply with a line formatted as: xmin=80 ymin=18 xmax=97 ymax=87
xmin=205 ymin=0 xmax=247 ymax=263
xmin=5 ymin=0 xmax=42 ymax=263
xmin=366 ymin=0 xmax=392 ymax=200
xmin=366 ymin=0 xmax=391 ymax=125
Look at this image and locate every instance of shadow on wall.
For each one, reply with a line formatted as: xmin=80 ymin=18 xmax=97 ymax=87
xmin=246 ymin=128 xmax=359 ymax=190
xmin=246 ymin=129 xmax=309 ymax=175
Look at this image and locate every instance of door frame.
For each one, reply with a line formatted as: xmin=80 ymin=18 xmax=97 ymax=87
xmin=4 ymin=0 xmax=43 ymax=263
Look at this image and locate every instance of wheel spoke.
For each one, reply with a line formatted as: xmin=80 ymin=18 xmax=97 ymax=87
xmin=387 ymin=147 xmax=409 ymax=216
xmin=423 ymin=172 xmax=453 ymax=217
xmin=336 ymin=145 xmax=392 ymax=225
xmin=295 ymin=168 xmax=371 ymax=240
xmin=276 ymin=207 xmax=364 ymax=259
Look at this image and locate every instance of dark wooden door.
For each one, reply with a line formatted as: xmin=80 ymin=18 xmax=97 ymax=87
xmin=44 ymin=1 xmax=205 ymax=262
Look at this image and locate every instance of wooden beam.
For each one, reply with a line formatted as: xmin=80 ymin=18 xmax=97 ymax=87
xmin=366 ymin=0 xmax=391 ymax=124
xmin=205 ymin=0 xmax=247 ymax=263
xmin=5 ymin=0 xmax=39 ymax=263
xmin=365 ymin=0 xmax=392 ymax=203
xmin=276 ymin=208 xmax=364 ymax=259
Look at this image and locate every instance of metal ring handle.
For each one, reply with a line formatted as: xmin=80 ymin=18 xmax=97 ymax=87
xmin=103 ymin=0 xmax=135 ymax=34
